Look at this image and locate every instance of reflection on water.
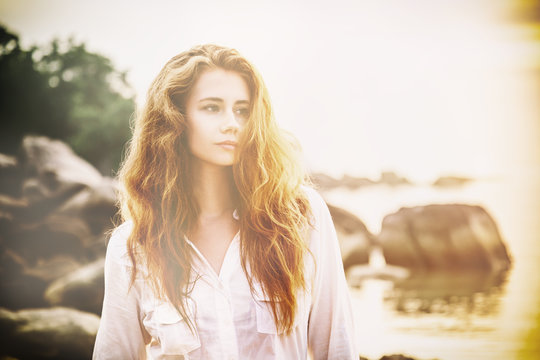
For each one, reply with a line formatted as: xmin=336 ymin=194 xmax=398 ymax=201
xmin=389 ymin=270 xmax=510 ymax=317
xmin=385 ymin=272 xmax=507 ymax=315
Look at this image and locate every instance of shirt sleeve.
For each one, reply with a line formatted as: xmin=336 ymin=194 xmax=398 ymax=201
xmin=305 ymin=188 xmax=358 ymax=360
xmin=93 ymin=222 xmax=149 ymax=360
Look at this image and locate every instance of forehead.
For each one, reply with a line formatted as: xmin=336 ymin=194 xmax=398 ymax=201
xmin=190 ymin=68 xmax=250 ymax=101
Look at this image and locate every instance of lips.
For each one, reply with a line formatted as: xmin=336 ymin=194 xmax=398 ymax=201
xmin=216 ymin=140 xmax=238 ymax=150
xmin=216 ymin=140 xmax=238 ymax=146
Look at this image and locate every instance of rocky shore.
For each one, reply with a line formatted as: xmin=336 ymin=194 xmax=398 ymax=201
xmin=0 ymin=136 xmax=510 ymax=359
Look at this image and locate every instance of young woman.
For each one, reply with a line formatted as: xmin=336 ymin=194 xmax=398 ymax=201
xmin=93 ymin=44 xmax=356 ymax=359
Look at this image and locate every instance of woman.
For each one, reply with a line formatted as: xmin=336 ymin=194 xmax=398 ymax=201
xmin=93 ymin=44 xmax=356 ymax=359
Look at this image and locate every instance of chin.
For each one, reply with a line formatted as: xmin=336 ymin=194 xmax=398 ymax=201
xmin=209 ymin=157 xmax=236 ymax=167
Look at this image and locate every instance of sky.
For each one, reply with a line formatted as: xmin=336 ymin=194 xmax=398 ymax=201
xmin=1 ymin=0 xmax=539 ymax=181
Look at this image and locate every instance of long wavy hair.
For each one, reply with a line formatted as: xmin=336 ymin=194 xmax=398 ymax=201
xmin=118 ymin=44 xmax=312 ymax=334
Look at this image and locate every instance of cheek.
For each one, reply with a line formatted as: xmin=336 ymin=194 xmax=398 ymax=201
xmin=186 ymin=120 xmax=213 ymax=152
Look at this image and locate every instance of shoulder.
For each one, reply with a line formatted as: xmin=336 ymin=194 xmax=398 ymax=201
xmin=108 ymin=220 xmax=134 ymax=249
xmin=301 ymin=185 xmax=331 ymax=220
xmin=105 ymin=220 xmax=135 ymax=267
xmin=300 ymin=186 xmax=342 ymax=276
xmin=301 ymin=185 xmax=325 ymax=208
xmin=301 ymin=185 xmax=336 ymax=240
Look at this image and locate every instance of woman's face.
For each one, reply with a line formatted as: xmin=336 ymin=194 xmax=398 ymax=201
xmin=184 ymin=68 xmax=250 ymax=167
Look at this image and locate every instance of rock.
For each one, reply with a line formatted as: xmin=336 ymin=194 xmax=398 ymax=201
xmin=8 ymin=215 xmax=92 ymax=265
xmin=327 ymin=203 xmax=374 ymax=268
xmin=0 ymin=307 xmax=99 ymax=360
xmin=378 ymin=171 xmax=410 ymax=186
xmin=18 ymin=181 xmax=86 ymax=223
xmin=20 ymin=136 xmax=103 ymax=195
xmin=311 ymin=173 xmax=375 ymax=190
xmin=378 ymin=204 xmax=511 ymax=272
xmin=312 ymin=171 xmax=411 ymax=190
xmin=432 ymin=176 xmax=473 ymax=187
xmin=3 ymin=207 xmax=107 ymax=276
xmin=24 ymin=256 xmax=83 ymax=284
xmin=311 ymin=173 xmax=342 ymax=190
xmin=54 ymin=177 xmax=118 ymax=235
xmin=340 ymin=175 xmax=376 ymax=189
xmin=45 ymin=258 xmax=105 ymax=315
xmin=327 ymin=204 xmax=371 ymax=235
xmin=0 ymin=154 xmax=17 ymax=169
xmin=379 ymin=355 xmax=418 ymax=360
xmin=0 ymin=194 xmax=26 ymax=222
xmin=1 ymin=136 xmax=115 ymax=266
xmin=0 ymin=249 xmax=82 ymax=310
xmin=0 ymin=154 xmax=22 ymax=197
xmin=358 ymin=355 xmax=424 ymax=360
xmin=0 ymin=136 xmax=115 ymax=314
xmin=0 ymin=250 xmax=49 ymax=309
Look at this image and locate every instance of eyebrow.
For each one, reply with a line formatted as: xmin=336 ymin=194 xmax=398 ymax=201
xmin=199 ymin=97 xmax=250 ymax=104
xmin=199 ymin=97 xmax=223 ymax=103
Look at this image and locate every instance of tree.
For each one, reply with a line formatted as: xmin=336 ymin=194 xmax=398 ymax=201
xmin=0 ymin=26 xmax=69 ymax=152
xmin=0 ymin=25 xmax=135 ymax=174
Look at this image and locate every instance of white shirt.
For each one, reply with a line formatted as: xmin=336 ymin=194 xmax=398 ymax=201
xmin=93 ymin=187 xmax=357 ymax=359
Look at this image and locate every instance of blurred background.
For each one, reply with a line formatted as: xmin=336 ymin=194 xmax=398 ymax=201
xmin=0 ymin=0 xmax=538 ymax=359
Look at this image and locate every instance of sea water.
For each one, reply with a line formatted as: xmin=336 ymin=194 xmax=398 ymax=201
xmin=323 ymin=174 xmax=540 ymax=360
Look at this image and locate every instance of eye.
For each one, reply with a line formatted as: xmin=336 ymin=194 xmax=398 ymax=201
xmin=203 ymin=104 xmax=220 ymax=112
xmin=234 ymin=107 xmax=249 ymax=120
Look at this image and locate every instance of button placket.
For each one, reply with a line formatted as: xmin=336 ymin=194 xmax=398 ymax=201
xmin=215 ymin=287 xmax=239 ymax=359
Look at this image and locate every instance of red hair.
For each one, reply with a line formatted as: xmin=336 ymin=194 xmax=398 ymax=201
xmin=118 ymin=44 xmax=311 ymax=334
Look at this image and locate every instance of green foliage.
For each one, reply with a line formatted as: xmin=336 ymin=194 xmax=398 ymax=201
xmin=0 ymin=25 xmax=135 ymax=174
xmin=0 ymin=27 xmax=66 ymax=151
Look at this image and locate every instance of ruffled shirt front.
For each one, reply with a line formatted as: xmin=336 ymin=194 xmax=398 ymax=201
xmin=93 ymin=187 xmax=357 ymax=359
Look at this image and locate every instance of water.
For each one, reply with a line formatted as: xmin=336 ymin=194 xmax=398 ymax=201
xmin=323 ymin=174 xmax=540 ymax=360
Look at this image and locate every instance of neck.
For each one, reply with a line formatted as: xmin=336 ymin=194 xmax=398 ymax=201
xmin=191 ymin=160 xmax=236 ymax=219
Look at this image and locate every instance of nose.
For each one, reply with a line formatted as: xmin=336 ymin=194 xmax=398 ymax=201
xmin=220 ymin=109 xmax=241 ymax=134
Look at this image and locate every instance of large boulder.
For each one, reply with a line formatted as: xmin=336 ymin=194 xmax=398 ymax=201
xmin=20 ymin=136 xmax=103 ymax=195
xmin=378 ymin=204 xmax=511 ymax=272
xmin=0 ymin=307 xmax=99 ymax=360
xmin=327 ymin=203 xmax=374 ymax=269
xmin=0 ymin=136 xmax=115 ymax=311
xmin=2 ymin=136 xmax=116 ymax=264
xmin=18 ymin=136 xmax=118 ymax=230
xmin=45 ymin=258 xmax=105 ymax=315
